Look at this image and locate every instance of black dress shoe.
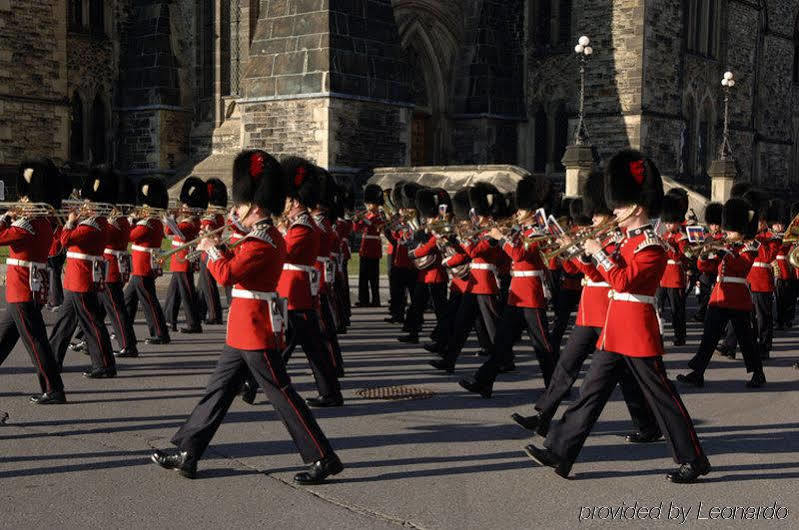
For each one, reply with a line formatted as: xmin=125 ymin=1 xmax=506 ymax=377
xmin=69 ymin=340 xmax=87 ymax=353
xmin=306 ymin=394 xmax=344 ymax=407
xmin=745 ymin=371 xmax=766 ymax=388
xmin=511 ymin=412 xmax=550 ymax=436
xmin=459 ymin=377 xmax=492 ymax=398
xmin=168 ymin=322 xmax=178 ymax=332
xmin=151 ymin=449 xmax=197 ymax=479
xmin=429 ymin=359 xmax=454 ymax=373
xmin=294 ymin=454 xmax=343 ymax=485
xmin=29 ymin=391 xmax=67 ymax=404
xmin=673 ymin=338 xmax=686 ymax=347
xmin=204 ymin=319 xmax=223 ymax=325
xmin=114 ymin=348 xmax=139 ymax=358
xmin=145 ymin=337 xmax=171 ymax=345
xmin=714 ymin=346 xmax=728 ymax=357
xmin=398 ymin=334 xmax=419 ymax=344
xmin=179 ymin=327 xmax=203 ymax=334
xmin=241 ymin=379 xmax=257 ymax=405
xmin=666 ymin=457 xmax=710 ymax=484
xmin=676 ymin=371 xmax=704 ymax=387
xmin=384 ymin=316 xmax=404 ymax=324
xmin=625 ymin=430 xmax=663 ymax=443
xmin=423 ymin=342 xmax=441 ymax=354
xmin=523 ymin=444 xmax=570 ymax=478
xmin=83 ymin=367 xmax=117 ymax=378
xmin=793 ymin=361 xmax=799 ymax=370
xmin=497 ymin=362 xmax=516 ymax=373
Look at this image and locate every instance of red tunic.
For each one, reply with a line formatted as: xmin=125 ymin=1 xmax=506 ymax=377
xmin=594 ymin=225 xmax=667 ymax=358
xmin=354 ymin=212 xmax=384 ymax=258
xmin=48 ymin=224 xmax=62 ymax=258
xmin=165 ymin=217 xmax=200 ymax=273
xmin=412 ymin=234 xmax=447 ymax=284
xmin=61 ymin=216 xmax=108 ymax=293
xmin=775 ymin=242 xmax=792 ymax=280
xmin=104 ymin=216 xmax=131 ymax=283
xmin=391 ymin=229 xmax=413 ymax=268
xmin=312 ymin=214 xmax=335 ymax=295
xmin=462 ymin=234 xmax=501 ymax=295
xmin=277 ymin=211 xmax=320 ymax=311
xmin=660 ymin=230 xmax=688 ymax=289
xmin=747 ymin=231 xmax=780 ymax=292
xmin=442 ymin=245 xmax=470 ymax=294
xmin=0 ymin=217 xmax=53 ymax=303
xmin=130 ymin=218 xmax=164 ymax=277
xmin=207 ymin=221 xmax=286 ymax=350
xmin=502 ymin=228 xmax=546 ymax=309
xmin=705 ymin=241 xmax=759 ymax=311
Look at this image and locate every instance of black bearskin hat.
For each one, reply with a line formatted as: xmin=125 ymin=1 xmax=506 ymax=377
xmin=535 ymin=174 xmax=554 ymax=211
xmin=742 ymin=189 xmax=768 ymax=222
xmin=81 ymin=166 xmax=117 ymax=203
xmin=117 ymin=173 xmax=136 ymax=206
xmin=722 ymin=197 xmax=756 ymax=235
xmin=315 ymin=167 xmax=336 ymax=210
xmin=730 ymin=181 xmax=752 ymax=198
xmin=468 ymin=182 xmax=502 ymax=217
xmin=661 ymin=192 xmax=687 ymax=223
xmin=704 ymin=202 xmax=722 ymax=225
xmin=767 ymin=199 xmax=789 ymax=226
xmin=505 ymin=192 xmax=518 ymax=217
xmin=581 ymin=170 xmax=611 ymax=218
xmin=136 ymin=177 xmax=168 ymax=209
xmin=668 ymin=187 xmax=689 ymax=214
xmin=515 ymin=176 xmax=538 ymax=211
xmin=363 ymin=183 xmax=384 ymax=206
xmin=605 ymin=149 xmax=664 ymax=217
xmin=205 ymin=178 xmax=227 ymax=208
xmin=399 ymin=182 xmax=422 ymax=210
xmin=281 ymin=157 xmax=319 ymax=209
xmin=416 ymin=188 xmax=452 ymax=219
xmin=391 ymin=181 xmax=407 ymax=210
xmin=570 ymin=198 xmax=591 ymax=226
xmin=17 ymin=158 xmax=60 ymax=208
xmin=341 ymin=185 xmax=355 ymax=212
xmin=490 ymin=192 xmax=514 ymax=220
xmin=452 ymin=188 xmax=471 ymax=221
xmin=180 ymin=176 xmax=209 ymax=209
xmin=232 ymin=149 xmax=286 ymax=215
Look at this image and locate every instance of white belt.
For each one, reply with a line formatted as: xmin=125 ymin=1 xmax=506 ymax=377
xmin=330 ymin=251 xmax=340 ymax=257
xmin=582 ymin=279 xmax=610 ymax=288
xmin=717 ymin=276 xmax=748 ymax=285
xmin=362 ymin=235 xmax=380 ymax=240
xmin=316 ymin=256 xmax=329 ymax=263
xmin=171 ymin=240 xmax=187 ymax=247
xmin=510 ymin=270 xmax=544 ymax=278
xmin=6 ymin=258 xmax=46 ymax=268
xmin=470 ymin=263 xmax=497 ymax=273
xmin=66 ymin=251 xmax=104 ymax=262
xmin=283 ymin=263 xmax=316 ymax=273
xmin=777 ymin=256 xmax=787 ymax=260
xmin=751 ymin=262 xmax=770 ymax=268
xmin=610 ymin=291 xmax=656 ymax=304
xmin=131 ymin=245 xmax=158 ymax=253
xmin=104 ymin=249 xmax=128 ymax=258
xmin=667 ymin=259 xmax=679 ymax=265
xmin=230 ymin=288 xmax=278 ymax=301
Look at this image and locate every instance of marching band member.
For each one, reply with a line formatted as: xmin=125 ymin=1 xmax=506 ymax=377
xmin=163 ymin=177 xmax=207 ymax=334
xmin=49 ymin=166 xmax=117 ymax=378
xmin=508 ymin=171 xmax=660 ymax=443
xmin=656 ymin=191 xmax=690 ymax=346
xmin=278 ymin=157 xmax=343 ymax=407
xmin=123 ymin=177 xmax=171 ymax=345
xmin=385 ymin=182 xmax=415 ymax=325
xmin=678 ymin=196 xmax=767 ymax=388
xmin=46 ymin=177 xmax=72 ymax=311
xmin=334 ymin=191 xmax=354 ymax=330
xmin=0 ymin=159 xmax=66 ymax=403
xmin=151 ymin=149 xmax=343 ymax=484
xmin=692 ymin=202 xmax=723 ymax=322
xmin=197 ymin=178 xmax=227 ymax=325
xmin=459 ymin=176 xmax=555 ymax=398
xmin=354 ymin=184 xmax=385 ymax=307
xmin=525 ymin=150 xmax=710 ymax=484
xmin=769 ymin=200 xmax=792 ymax=331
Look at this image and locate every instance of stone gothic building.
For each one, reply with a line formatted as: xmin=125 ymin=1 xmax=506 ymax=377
xmin=2 ymin=0 xmax=799 ymax=196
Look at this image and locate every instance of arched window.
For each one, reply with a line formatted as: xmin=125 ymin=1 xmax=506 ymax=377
xmin=529 ymin=0 xmax=572 ymax=51
xmin=89 ymin=0 xmax=104 ymax=36
xmin=91 ymin=95 xmax=107 ymax=163
xmin=553 ymin=103 xmax=569 ymax=171
xmin=685 ymin=0 xmax=720 ymax=57
xmin=533 ymin=105 xmax=548 ymax=172
xmin=69 ymin=93 xmax=84 ymax=161
xmin=69 ymin=0 xmax=83 ymax=31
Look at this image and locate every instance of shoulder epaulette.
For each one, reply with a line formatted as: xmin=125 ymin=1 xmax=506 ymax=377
xmin=79 ymin=216 xmax=101 ymax=230
xmin=291 ymin=213 xmax=314 ymax=229
xmin=635 ymin=230 xmax=664 ymax=253
xmin=246 ymin=228 xmax=277 ymax=248
xmin=11 ymin=218 xmax=35 ymax=235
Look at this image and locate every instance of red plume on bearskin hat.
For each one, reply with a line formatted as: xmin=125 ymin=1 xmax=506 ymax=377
xmin=82 ymin=165 xmax=117 ymax=204
xmin=468 ymin=182 xmax=502 ymax=217
xmin=704 ymin=202 xmax=722 ymax=225
xmin=180 ymin=176 xmax=209 ymax=209
xmin=17 ymin=158 xmax=61 ymax=208
xmin=605 ymin=149 xmax=664 ymax=217
xmin=281 ymin=156 xmax=320 ymax=209
xmin=660 ymin=192 xmax=687 ymax=223
xmin=232 ymin=149 xmax=286 ymax=215
xmin=363 ymin=183 xmax=384 ymax=206
xmin=205 ymin=178 xmax=227 ymax=208
xmin=136 ymin=176 xmax=168 ymax=209
xmin=452 ymin=188 xmax=471 ymax=221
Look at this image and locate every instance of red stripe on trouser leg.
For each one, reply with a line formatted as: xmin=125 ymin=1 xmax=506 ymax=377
xmin=106 ymin=285 xmax=127 ymax=349
xmin=653 ymin=357 xmax=703 ymax=459
xmin=79 ymin=294 xmax=108 ymax=368
xmin=16 ymin=306 xmax=51 ymax=391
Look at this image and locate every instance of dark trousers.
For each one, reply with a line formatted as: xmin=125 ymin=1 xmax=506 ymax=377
xmin=545 ymin=350 xmax=706 ymax=470
xmin=443 ymin=293 xmax=499 ymax=365
xmin=333 ymin=272 xmax=351 ymax=328
xmin=775 ymin=279 xmax=795 ymax=328
xmin=47 ymin=253 xmax=65 ymax=307
xmin=385 ymin=253 xmax=393 ymax=306
xmin=164 ymin=271 xmax=202 ymax=330
xmin=197 ymin=259 xmax=223 ymax=323
xmin=358 ymin=256 xmax=380 ymax=305
xmin=389 ymin=266 xmax=415 ymax=320
xmin=430 ymin=289 xmax=462 ymax=345
xmin=319 ymin=293 xmax=344 ymax=376
xmin=406 ymin=281 xmax=447 ymax=335
xmin=656 ymin=287 xmax=687 ymax=343
xmin=787 ymin=279 xmax=798 ymax=325
xmin=695 ymin=274 xmax=714 ymax=320
xmin=498 ymin=274 xmax=511 ymax=309
xmin=534 ymin=326 xmax=659 ymax=434
xmin=692 ymin=306 xmax=763 ymax=374
xmin=0 ymin=301 xmax=64 ymax=393
xmin=282 ymin=310 xmax=342 ymax=398
xmin=549 ymin=288 xmax=580 ymax=359
xmin=171 ymin=345 xmax=334 ymax=464
xmin=474 ymin=305 xmax=554 ymax=387
xmin=720 ymin=292 xmax=773 ymax=357
xmin=49 ymin=290 xmax=116 ymax=372
xmin=124 ymin=275 xmax=170 ymax=340
xmin=74 ymin=282 xmax=138 ymax=352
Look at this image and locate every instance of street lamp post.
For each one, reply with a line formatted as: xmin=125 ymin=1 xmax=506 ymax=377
xmin=708 ymin=71 xmax=738 ymax=202
xmin=573 ymin=36 xmax=593 ymax=146
xmin=718 ymin=71 xmax=735 ymax=161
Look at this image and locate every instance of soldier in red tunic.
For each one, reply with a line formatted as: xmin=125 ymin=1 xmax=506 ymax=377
xmin=163 ymin=177 xmax=207 ymax=334
xmin=123 ymin=177 xmax=171 ymax=344
xmin=151 ymin=149 xmax=343 ymax=484
xmin=678 ymin=197 xmax=767 ymax=388
xmin=0 ymin=159 xmax=66 ymax=403
xmin=656 ymin=191 xmax=690 ymax=346
xmin=768 ymin=200 xmax=792 ymax=330
xmin=525 ymin=150 xmax=709 ymax=484
xmin=354 ymin=184 xmax=385 ymax=307
xmin=692 ymin=202 xmax=723 ymax=322
xmin=197 ymin=178 xmax=227 ymax=325
xmin=49 ymin=166 xmax=117 ymax=378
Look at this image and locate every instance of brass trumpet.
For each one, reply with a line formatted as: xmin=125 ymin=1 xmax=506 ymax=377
xmin=543 ymin=215 xmax=626 ymax=261
xmin=0 ymin=201 xmax=61 ymax=219
xmin=131 ymin=204 xmax=168 ymax=219
xmin=157 ymin=225 xmax=229 ymax=264
xmin=59 ymin=199 xmax=115 ymax=219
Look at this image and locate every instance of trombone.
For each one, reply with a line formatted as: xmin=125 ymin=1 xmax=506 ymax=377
xmin=157 ymin=225 xmax=229 ymax=264
xmin=543 ymin=214 xmax=628 ymax=262
xmin=59 ymin=199 xmax=115 ymax=219
xmin=0 ymin=201 xmax=62 ymax=219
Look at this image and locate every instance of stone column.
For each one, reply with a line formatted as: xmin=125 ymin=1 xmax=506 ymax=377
xmin=561 ymin=144 xmax=594 ymax=197
xmin=708 ymin=159 xmax=737 ymax=203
